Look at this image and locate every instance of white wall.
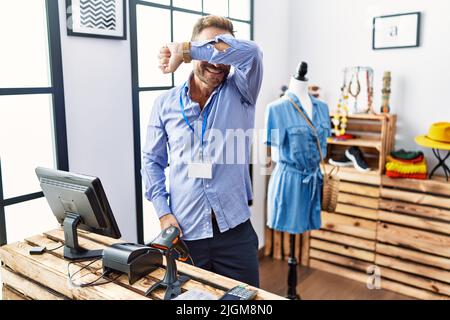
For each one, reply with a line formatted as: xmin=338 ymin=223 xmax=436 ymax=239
xmin=58 ymin=0 xmax=137 ymax=242
xmin=252 ymin=0 xmax=292 ymax=248
xmin=288 ymin=0 xmax=450 ymax=172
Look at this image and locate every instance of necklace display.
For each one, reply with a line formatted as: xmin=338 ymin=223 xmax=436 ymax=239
xmin=333 ymin=72 xmax=349 ymax=137
xmin=348 ymin=68 xmax=361 ymax=114
xmin=381 ymin=71 xmax=391 ymax=113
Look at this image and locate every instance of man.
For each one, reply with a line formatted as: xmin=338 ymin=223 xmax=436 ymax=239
xmin=142 ymin=15 xmax=263 ymax=287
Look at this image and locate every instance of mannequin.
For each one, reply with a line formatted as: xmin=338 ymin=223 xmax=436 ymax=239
xmin=266 ymin=61 xmax=312 ymax=300
xmin=265 ymin=61 xmax=330 ymax=300
xmin=288 ymin=62 xmax=313 ymax=119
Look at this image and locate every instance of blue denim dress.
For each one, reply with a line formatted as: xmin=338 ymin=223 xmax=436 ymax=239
xmin=264 ymin=91 xmax=331 ymax=234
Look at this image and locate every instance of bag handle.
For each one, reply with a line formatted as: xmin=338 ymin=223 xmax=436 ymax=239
xmin=285 ymin=97 xmax=338 ymax=177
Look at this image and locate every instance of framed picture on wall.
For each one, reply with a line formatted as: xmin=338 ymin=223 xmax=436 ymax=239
xmin=66 ymin=0 xmax=127 ymax=40
xmin=373 ymin=12 xmax=421 ymax=50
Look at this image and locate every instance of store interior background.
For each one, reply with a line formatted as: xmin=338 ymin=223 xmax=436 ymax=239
xmin=1 ymin=0 xmax=449 ymax=293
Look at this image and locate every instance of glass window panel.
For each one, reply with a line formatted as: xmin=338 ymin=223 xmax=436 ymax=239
xmin=139 ymin=91 xmax=170 ymax=243
xmin=0 ymin=0 xmax=51 ymax=88
xmin=0 ymin=94 xmax=56 ymax=199
xmin=233 ymin=21 xmax=251 ymax=40
xmin=173 ymin=0 xmax=202 ymax=11
xmin=229 ymin=0 xmax=250 ymax=21
xmin=142 ymin=184 xmax=163 ymax=243
xmin=137 ymin=5 xmax=172 ymax=88
xmin=173 ymin=12 xmax=202 ymax=85
xmin=5 ymin=197 xmax=60 ymax=244
xmin=203 ymin=0 xmax=228 ymax=17
xmin=139 ymin=91 xmax=167 ymax=146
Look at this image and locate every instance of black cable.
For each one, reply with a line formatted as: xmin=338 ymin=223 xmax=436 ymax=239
xmin=187 ymin=254 xmax=195 ymax=266
xmin=45 ymin=243 xmax=64 ymax=252
xmin=67 ymin=258 xmax=120 ymax=288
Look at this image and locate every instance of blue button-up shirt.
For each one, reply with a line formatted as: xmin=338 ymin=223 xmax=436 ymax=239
xmin=142 ymin=34 xmax=263 ymax=241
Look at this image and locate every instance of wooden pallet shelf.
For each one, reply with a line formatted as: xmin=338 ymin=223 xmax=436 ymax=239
xmin=327 ymin=113 xmax=397 ymax=175
xmin=327 ymin=137 xmax=382 ymax=151
xmin=302 ymin=175 xmax=450 ymax=300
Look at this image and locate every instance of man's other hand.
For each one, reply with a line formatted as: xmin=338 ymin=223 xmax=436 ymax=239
xmin=158 ymin=43 xmax=183 ymax=74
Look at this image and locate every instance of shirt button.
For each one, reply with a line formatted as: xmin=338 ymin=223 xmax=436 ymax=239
xmin=206 ymin=184 xmax=210 ymax=188
xmin=207 ymin=45 xmax=212 ymax=49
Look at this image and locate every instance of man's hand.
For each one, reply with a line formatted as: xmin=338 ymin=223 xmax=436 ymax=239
xmin=159 ymin=213 xmax=183 ymax=237
xmin=158 ymin=43 xmax=184 ymax=74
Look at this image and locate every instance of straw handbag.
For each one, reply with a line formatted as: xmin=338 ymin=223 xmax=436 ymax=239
xmin=286 ymin=97 xmax=340 ymax=212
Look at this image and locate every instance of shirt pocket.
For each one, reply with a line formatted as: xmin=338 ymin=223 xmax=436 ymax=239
xmin=316 ymin=123 xmax=330 ymax=159
xmin=286 ymin=125 xmax=312 ymax=167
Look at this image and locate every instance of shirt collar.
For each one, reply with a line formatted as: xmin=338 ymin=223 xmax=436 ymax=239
xmin=182 ymin=73 xmax=226 ymax=110
xmin=285 ymin=90 xmax=319 ymax=107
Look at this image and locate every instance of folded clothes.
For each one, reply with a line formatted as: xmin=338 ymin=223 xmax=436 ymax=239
xmin=386 ymin=170 xmax=427 ymax=180
xmin=390 ymin=149 xmax=424 ymax=161
xmin=386 ymin=155 xmax=424 ymax=164
xmin=385 ymin=159 xmax=427 ymax=174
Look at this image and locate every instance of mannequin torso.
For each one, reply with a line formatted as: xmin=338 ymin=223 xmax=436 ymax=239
xmin=288 ymin=77 xmax=313 ymax=119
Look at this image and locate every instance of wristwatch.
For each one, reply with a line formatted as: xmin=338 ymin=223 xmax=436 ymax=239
xmin=182 ymin=42 xmax=192 ymax=63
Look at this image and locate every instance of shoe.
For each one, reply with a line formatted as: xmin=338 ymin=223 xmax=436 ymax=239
xmin=345 ymin=147 xmax=371 ymax=172
xmin=328 ymin=155 xmax=353 ymax=167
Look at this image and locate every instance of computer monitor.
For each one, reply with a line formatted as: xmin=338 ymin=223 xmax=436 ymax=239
xmin=35 ymin=167 xmax=121 ymax=261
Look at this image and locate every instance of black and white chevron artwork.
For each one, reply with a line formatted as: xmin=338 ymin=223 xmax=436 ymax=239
xmin=66 ymin=0 xmax=126 ymax=40
xmin=80 ymin=0 xmax=116 ymax=31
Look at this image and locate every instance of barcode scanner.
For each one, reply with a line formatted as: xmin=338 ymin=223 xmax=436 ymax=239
xmin=145 ymin=226 xmax=191 ymax=300
xmin=150 ymin=226 xmax=189 ymax=262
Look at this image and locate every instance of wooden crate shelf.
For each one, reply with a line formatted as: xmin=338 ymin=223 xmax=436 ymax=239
xmin=327 ymin=137 xmax=382 ymax=151
xmin=327 ymin=113 xmax=397 ymax=175
xmin=302 ymin=175 xmax=450 ymax=300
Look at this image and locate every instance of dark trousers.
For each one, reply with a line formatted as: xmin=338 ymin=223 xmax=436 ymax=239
xmin=184 ymin=219 xmax=260 ymax=288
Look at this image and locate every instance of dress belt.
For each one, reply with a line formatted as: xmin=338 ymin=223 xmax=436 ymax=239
xmin=278 ymin=162 xmax=323 ymax=201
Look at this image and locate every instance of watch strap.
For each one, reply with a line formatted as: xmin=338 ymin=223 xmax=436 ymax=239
xmin=182 ymin=42 xmax=192 ymax=63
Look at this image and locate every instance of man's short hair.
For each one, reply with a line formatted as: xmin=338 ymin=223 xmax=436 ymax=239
xmin=191 ymin=15 xmax=235 ymax=40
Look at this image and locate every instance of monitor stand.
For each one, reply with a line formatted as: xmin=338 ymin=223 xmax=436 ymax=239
xmin=63 ymin=212 xmax=103 ymax=261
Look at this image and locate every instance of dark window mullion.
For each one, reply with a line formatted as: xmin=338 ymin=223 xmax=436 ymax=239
xmin=130 ymin=0 xmax=145 ymax=244
xmin=170 ymin=0 xmax=175 ymax=87
xmin=46 ymin=0 xmax=69 ymax=171
xmin=2 ymin=192 xmax=44 ymax=207
xmin=139 ymin=86 xmax=175 ymax=92
xmin=0 ymin=87 xmax=53 ymax=96
xmin=0 ymin=161 xmax=6 ymax=246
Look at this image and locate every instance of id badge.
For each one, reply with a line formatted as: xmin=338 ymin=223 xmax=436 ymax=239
xmin=188 ymin=162 xmax=213 ymax=179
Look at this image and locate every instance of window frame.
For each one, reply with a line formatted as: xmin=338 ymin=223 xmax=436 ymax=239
xmin=0 ymin=0 xmax=68 ymax=246
xmin=129 ymin=0 xmax=254 ymax=243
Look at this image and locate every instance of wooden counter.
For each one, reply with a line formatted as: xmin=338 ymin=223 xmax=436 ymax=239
xmin=0 ymin=228 xmax=285 ymax=300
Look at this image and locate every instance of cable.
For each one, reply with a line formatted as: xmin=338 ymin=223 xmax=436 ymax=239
xmin=45 ymin=243 xmax=64 ymax=252
xmin=187 ymin=254 xmax=195 ymax=266
xmin=67 ymin=258 xmax=121 ymax=288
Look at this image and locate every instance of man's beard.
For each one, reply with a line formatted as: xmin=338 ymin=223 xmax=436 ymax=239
xmin=195 ymin=63 xmax=230 ymax=87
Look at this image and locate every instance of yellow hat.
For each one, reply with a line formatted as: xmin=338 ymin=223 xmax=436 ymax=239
xmin=415 ymin=122 xmax=450 ymax=150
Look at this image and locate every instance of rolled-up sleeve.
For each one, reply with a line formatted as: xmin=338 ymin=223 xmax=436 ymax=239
xmin=190 ymin=34 xmax=263 ymax=105
xmin=141 ymin=96 xmax=171 ymax=218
